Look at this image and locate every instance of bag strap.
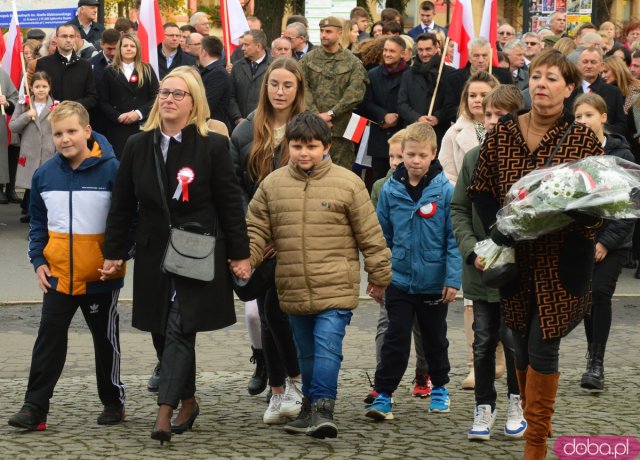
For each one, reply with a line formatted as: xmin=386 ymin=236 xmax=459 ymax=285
xmin=152 ymin=129 xmax=172 ymax=226
xmin=545 ymin=121 xmax=574 ymax=167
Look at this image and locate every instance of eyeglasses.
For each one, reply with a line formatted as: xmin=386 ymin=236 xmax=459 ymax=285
xmin=525 ymin=41 xmax=540 ymax=46
xmin=158 ymin=89 xmax=191 ymax=101
xmin=57 ymin=34 xmax=75 ymax=40
xmin=498 ymin=31 xmax=514 ymax=36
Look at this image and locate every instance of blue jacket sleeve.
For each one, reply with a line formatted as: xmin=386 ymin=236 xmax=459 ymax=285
xmin=376 ymin=182 xmax=393 ymax=248
xmin=443 ymin=185 xmax=462 ymax=289
xmin=28 ymin=171 xmax=49 ymax=270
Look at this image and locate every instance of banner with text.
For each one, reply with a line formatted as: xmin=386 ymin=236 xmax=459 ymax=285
xmin=0 ymin=1 xmax=77 ymax=28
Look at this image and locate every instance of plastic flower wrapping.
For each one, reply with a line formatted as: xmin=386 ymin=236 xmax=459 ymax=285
xmin=474 ymin=156 xmax=640 ymax=287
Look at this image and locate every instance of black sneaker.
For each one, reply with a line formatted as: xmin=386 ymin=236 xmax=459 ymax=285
xmin=284 ymin=397 xmax=311 ymax=434
xmin=8 ymin=405 xmax=47 ymax=431
xmin=147 ymin=362 xmax=161 ymax=392
xmin=97 ymin=404 xmax=126 ymax=425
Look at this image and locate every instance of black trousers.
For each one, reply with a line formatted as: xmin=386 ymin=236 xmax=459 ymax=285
xmin=511 ymin=310 xmax=561 ymax=374
xmin=584 ymin=249 xmax=627 ymax=346
xmin=157 ymin=298 xmax=196 ymax=408
xmin=473 ymin=300 xmax=519 ymax=407
xmin=256 ymin=286 xmax=300 ymax=388
xmin=375 ymin=284 xmax=450 ymax=394
xmin=25 ymin=290 xmax=125 ymax=413
xmin=371 ymin=157 xmax=390 ymax=184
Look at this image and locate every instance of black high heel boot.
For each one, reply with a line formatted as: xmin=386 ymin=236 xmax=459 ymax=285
xmin=171 ymin=402 xmax=200 ymax=434
xmin=151 ymin=405 xmax=172 ymax=445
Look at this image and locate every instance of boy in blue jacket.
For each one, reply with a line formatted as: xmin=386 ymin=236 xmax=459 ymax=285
xmin=366 ymin=122 xmax=461 ymax=420
xmin=8 ymin=101 xmax=126 ymax=431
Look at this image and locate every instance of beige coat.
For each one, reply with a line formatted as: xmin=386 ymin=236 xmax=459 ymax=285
xmin=9 ymin=98 xmax=56 ymax=189
xmin=246 ymin=157 xmax=392 ymax=315
xmin=439 ymin=116 xmax=480 ymax=186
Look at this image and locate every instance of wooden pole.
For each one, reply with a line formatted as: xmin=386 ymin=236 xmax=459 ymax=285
xmin=428 ymin=36 xmax=450 ymax=117
xmin=221 ymin=0 xmax=232 ymax=67
xmin=488 ymin=47 xmax=493 ymax=75
xmin=20 ymin=53 xmax=35 ymax=120
xmin=0 ymin=85 xmax=6 ymax=117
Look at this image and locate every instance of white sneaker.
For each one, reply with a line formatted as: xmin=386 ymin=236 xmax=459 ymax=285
xmin=279 ymin=378 xmax=303 ymax=418
xmin=263 ymin=393 xmax=285 ymax=425
xmin=468 ymin=404 xmax=497 ymax=441
xmin=504 ymin=394 xmax=527 ymax=438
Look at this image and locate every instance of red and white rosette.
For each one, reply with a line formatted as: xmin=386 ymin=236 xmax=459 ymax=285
xmin=129 ymin=74 xmax=138 ymax=84
xmin=172 ymin=167 xmax=195 ymax=202
xmin=417 ymin=202 xmax=437 ymax=218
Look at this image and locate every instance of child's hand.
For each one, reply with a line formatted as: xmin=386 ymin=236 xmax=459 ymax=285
xmin=27 ymin=108 xmax=37 ymax=119
xmin=441 ymin=286 xmax=457 ymax=304
xmin=99 ymin=259 xmax=123 ymax=281
xmin=367 ymin=283 xmax=385 ymax=305
xmin=36 ymin=264 xmax=52 ymax=293
xmin=228 ymin=258 xmax=251 ymax=280
xmin=473 ymin=256 xmax=485 ymax=271
xmin=263 ymin=242 xmax=277 ymax=260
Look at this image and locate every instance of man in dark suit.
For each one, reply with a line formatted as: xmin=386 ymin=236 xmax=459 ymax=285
xmin=441 ymin=37 xmax=513 ymax=127
xmin=229 ymin=30 xmax=272 ymax=127
xmin=157 ymin=22 xmax=196 ymax=79
xmin=89 ymin=28 xmax=120 ymax=135
xmin=199 ymin=36 xmax=231 ymax=128
xmin=407 ymin=1 xmax=447 ymax=40
xmin=565 ymin=47 xmax=627 ymax=136
xmin=35 ymin=23 xmax=97 ymax=110
xmin=283 ymin=22 xmax=314 ymax=61
xmin=68 ymin=0 xmax=104 ymax=49
xmin=397 ymin=33 xmax=453 ymax=145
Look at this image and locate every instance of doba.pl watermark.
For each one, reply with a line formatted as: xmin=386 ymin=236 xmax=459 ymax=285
xmin=554 ymin=436 xmax=640 ymax=459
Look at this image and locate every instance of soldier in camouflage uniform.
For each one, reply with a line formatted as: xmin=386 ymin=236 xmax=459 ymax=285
xmin=299 ymin=16 xmax=369 ymax=169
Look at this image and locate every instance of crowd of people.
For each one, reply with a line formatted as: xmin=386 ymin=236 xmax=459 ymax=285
xmin=2 ymin=1 xmax=639 ymax=458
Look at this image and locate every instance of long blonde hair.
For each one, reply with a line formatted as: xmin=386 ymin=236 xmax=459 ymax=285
xmin=111 ymin=33 xmax=152 ymax=88
xmin=142 ymin=66 xmax=210 ymax=137
xmin=247 ymin=58 xmax=305 ymax=183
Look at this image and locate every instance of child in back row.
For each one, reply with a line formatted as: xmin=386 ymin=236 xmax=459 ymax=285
xmin=243 ymin=111 xmax=392 ymax=439
xmin=366 ymin=129 xmax=432 ymax=404
xmin=366 ymin=122 xmax=462 ymax=421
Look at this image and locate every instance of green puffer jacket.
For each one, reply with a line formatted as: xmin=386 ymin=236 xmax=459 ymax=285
xmin=246 ymin=157 xmax=392 ymax=315
xmin=450 ymin=146 xmax=501 ymax=303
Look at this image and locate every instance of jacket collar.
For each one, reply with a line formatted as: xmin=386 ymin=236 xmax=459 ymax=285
xmin=287 ymin=156 xmax=333 ymax=181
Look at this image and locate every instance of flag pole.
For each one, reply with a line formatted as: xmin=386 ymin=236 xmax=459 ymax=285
xmin=0 ymin=85 xmax=5 ymax=116
xmin=488 ymin=47 xmax=493 ymax=75
xmin=428 ymin=36 xmax=450 ymax=117
xmin=20 ymin=53 xmax=35 ymax=120
xmin=221 ymin=0 xmax=232 ymax=66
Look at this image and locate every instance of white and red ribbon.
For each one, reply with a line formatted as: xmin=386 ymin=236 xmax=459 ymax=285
xmin=172 ymin=167 xmax=195 ymax=202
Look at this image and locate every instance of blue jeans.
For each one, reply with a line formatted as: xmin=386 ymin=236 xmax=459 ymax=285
xmin=288 ymin=309 xmax=352 ymax=402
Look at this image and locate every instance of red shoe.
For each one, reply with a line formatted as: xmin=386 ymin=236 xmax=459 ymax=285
xmin=364 ymin=389 xmax=379 ymax=404
xmin=412 ymin=370 xmax=431 ymax=398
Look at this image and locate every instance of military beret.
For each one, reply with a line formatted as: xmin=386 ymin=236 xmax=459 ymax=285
xmin=78 ymin=0 xmax=100 ymax=6
xmin=319 ymin=17 xmax=344 ymax=29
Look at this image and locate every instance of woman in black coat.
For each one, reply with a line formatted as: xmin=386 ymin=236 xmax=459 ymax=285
xmin=100 ymin=66 xmax=250 ymax=444
xmin=99 ymin=33 xmax=159 ymax=158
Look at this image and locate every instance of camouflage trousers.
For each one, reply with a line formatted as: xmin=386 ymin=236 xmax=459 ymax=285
xmin=329 ymin=137 xmax=355 ymax=169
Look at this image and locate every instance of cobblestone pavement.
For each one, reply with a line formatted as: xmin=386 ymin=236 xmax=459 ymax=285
xmin=0 ymin=298 xmax=639 ymax=459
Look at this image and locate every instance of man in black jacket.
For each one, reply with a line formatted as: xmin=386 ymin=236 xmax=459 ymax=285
xmin=89 ymin=28 xmax=119 ymax=134
xmin=397 ymin=33 xmax=453 ymax=146
xmin=157 ymin=23 xmax=196 ymax=79
xmin=35 ymin=23 xmax=97 ymax=111
xmin=565 ymin=47 xmax=627 ymax=137
xmin=441 ymin=37 xmax=513 ymax=127
xmin=198 ymin=36 xmax=231 ymax=129
xmin=68 ymin=0 xmax=104 ymax=49
xmin=359 ymin=36 xmax=409 ymax=181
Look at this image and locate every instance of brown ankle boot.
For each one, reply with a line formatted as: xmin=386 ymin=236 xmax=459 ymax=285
xmin=523 ymin=367 xmax=560 ymax=460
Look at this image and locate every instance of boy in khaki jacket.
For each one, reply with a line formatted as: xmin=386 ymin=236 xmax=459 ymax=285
xmin=241 ymin=112 xmax=391 ymax=439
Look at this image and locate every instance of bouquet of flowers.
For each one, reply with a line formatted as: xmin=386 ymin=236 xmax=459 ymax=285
xmin=475 ymin=156 xmax=640 ymax=287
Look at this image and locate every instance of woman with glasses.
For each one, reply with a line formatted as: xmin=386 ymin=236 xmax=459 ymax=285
xmin=230 ymin=57 xmax=305 ymax=425
xmin=99 ymin=33 xmax=159 ymax=159
xmin=100 ymin=66 xmax=251 ymax=445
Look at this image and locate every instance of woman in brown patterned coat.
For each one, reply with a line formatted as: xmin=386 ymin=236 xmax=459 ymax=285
xmin=468 ymin=49 xmax=604 ymax=459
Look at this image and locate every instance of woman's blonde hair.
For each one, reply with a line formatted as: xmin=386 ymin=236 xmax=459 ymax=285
xmin=573 ymin=92 xmax=608 ymax=116
xmin=458 ymin=71 xmax=499 ymax=119
xmin=341 ymin=19 xmax=357 ymax=51
xmin=248 ymin=57 xmax=305 ymax=183
xmin=603 ymin=55 xmax=640 ymax=97
xmin=553 ymin=37 xmax=576 ymax=56
xmin=111 ymin=33 xmax=152 ymax=88
xmin=142 ymin=66 xmax=210 ymax=136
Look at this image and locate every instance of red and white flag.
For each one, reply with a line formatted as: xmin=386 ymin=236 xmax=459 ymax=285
xmin=0 ymin=0 xmax=23 ymax=89
xmin=448 ymin=0 xmax=475 ymax=69
xmin=343 ymin=113 xmax=369 ymax=143
xmin=479 ymin=0 xmax=499 ymax=68
xmin=219 ymin=0 xmax=250 ymax=62
xmin=138 ymin=0 xmax=164 ymax=79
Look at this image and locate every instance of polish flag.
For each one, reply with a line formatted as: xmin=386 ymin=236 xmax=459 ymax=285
xmin=138 ymin=0 xmax=164 ymax=79
xmin=479 ymin=0 xmax=499 ymax=68
xmin=448 ymin=0 xmax=475 ymax=69
xmin=220 ymin=0 xmax=250 ymax=63
xmin=0 ymin=0 xmax=23 ymax=89
xmin=343 ymin=113 xmax=369 ymax=143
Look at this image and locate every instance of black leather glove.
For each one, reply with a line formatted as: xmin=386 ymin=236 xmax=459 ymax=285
xmin=490 ymin=226 xmax=515 ymax=247
xmin=564 ymin=210 xmax=602 ymax=228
